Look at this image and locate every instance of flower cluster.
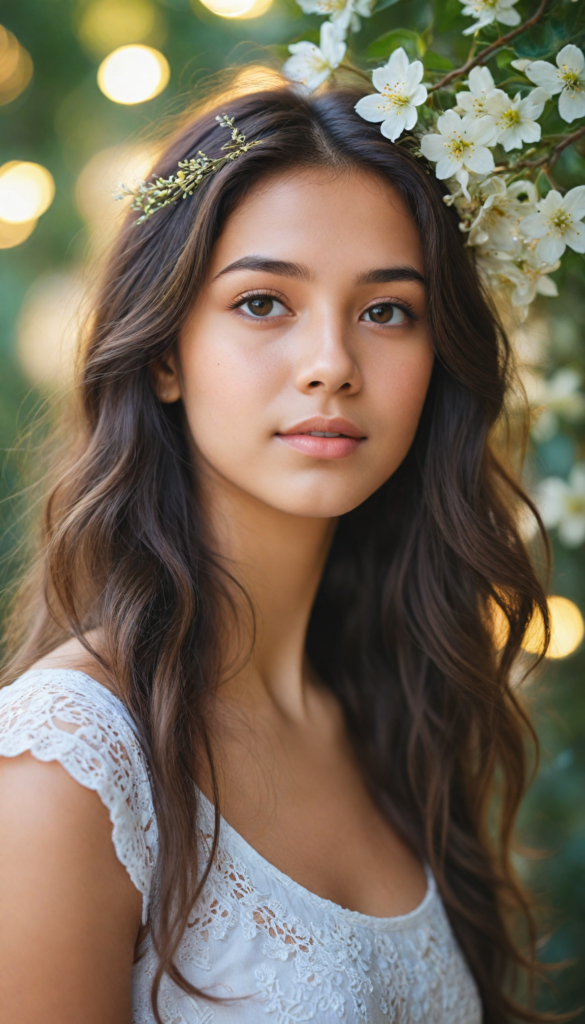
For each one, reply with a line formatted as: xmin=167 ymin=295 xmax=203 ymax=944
xmin=281 ymin=0 xmax=585 ymax=323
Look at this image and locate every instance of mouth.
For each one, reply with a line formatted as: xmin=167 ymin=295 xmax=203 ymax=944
xmin=275 ymin=418 xmax=366 ymax=460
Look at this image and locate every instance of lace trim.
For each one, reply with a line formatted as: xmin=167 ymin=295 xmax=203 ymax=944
xmin=132 ymin=816 xmax=481 ymax=1023
xmin=0 ymin=669 xmax=157 ymax=924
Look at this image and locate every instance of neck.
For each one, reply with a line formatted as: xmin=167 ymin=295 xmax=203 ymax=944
xmin=201 ymin=466 xmax=336 ymax=719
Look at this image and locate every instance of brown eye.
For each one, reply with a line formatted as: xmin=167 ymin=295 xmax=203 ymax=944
xmin=240 ymin=296 xmax=287 ymax=318
xmin=363 ymin=303 xmax=407 ymax=326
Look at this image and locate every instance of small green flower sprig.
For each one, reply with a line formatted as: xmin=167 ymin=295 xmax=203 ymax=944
xmin=115 ymin=115 xmax=262 ymax=224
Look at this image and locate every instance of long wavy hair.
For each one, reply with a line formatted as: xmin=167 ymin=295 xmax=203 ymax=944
xmin=2 ymin=84 xmax=553 ymax=1022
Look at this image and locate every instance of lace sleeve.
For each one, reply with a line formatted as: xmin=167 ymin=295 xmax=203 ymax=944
xmin=0 ymin=669 xmax=158 ymax=924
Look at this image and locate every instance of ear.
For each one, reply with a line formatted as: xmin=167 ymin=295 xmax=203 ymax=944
xmin=151 ymin=350 xmax=182 ymax=403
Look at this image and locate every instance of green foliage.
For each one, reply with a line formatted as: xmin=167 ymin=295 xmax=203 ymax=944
xmin=366 ymin=28 xmax=425 ymax=60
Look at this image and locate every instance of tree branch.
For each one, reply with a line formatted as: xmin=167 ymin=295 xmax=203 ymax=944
xmin=428 ymin=0 xmax=551 ymax=93
xmin=517 ymin=125 xmax=585 ymax=170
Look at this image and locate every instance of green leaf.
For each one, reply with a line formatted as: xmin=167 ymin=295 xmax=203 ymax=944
xmin=514 ymin=20 xmax=571 ymax=60
xmin=366 ymin=29 xmax=425 ymax=62
xmin=423 ymin=50 xmax=453 ymax=71
xmin=496 ymin=47 xmax=516 ymax=69
xmin=373 ymin=0 xmax=403 ymax=12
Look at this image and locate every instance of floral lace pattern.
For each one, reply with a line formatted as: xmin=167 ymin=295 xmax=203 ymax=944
xmin=0 ymin=670 xmax=482 ymax=1023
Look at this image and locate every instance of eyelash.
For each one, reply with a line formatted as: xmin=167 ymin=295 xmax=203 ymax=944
xmin=229 ymin=290 xmax=419 ymax=323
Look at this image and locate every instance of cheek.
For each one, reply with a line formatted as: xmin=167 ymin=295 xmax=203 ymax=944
xmin=178 ymin=323 xmax=285 ymax=457
xmin=368 ymin=340 xmax=434 ymax=459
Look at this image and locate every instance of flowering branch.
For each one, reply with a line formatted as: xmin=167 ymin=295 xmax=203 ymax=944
xmin=515 ymin=125 xmax=585 ymax=173
xmin=428 ymin=0 xmax=551 ymax=93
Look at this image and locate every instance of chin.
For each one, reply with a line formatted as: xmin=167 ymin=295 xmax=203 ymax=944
xmin=257 ymin=481 xmax=379 ymax=519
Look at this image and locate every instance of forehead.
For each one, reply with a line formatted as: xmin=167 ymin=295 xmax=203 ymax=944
xmin=209 ymin=166 xmax=424 ymax=276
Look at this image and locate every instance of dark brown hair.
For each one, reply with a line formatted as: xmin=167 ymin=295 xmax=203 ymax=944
xmin=3 ymin=84 xmax=553 ymax=1022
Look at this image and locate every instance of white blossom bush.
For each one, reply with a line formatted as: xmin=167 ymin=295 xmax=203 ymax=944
xmin=537 ymin=464 xmax=585 ymax=548
xmin=281 ymin=0 xmax=585 ymax=332
xmin=279 ymin=0 xmax=585 ymax=551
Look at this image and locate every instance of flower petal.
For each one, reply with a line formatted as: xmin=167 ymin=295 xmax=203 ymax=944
xmin=563 ymin=185 xmax=585 ymax=218
xmin=372 ymin=66 xmax=395 ymax=93
xmin=388 ymin=47 xmax=409 ymax=76
xmin=536 ymin=235 xmax=566 ymax=263
xmin=558 ymin=85 xmax=585 ymax=123
xmin=355 ymin=93 xmax=389 ymax=122
xmin=497 ymin=7 xmax=520 ymax=25
xmin=520 ymin=212 xmax=547 ymax=238
xmin=436 ymin=108 xmax=462 ymax=134
xmin=410 ymin=84 xmax=428 ymax=106
xmin=536 ymin=274 xmax=558 ymax=297
xmin=464 ymin=145 xmax=495 ymax=174
xmin=469 ymin=114 xmax=497 ymax=145
xmin=404 ymin=60 xmax=424 ymax=91
xmin=526 ymin=60 xmax=562 ymax=95
xmin=468 ymin=65 xmax=495 ymax=93
xmin=420 ymin=133 xmax=447 ymax=160
xmin=556 ymin=44 xmax=585 ymax=75
xmin=436 ymin=154 xmax=461 ymax=179
xmin=403 ymin=105 xmax=419 ymax=132
xmin=380 ymin=110 xmax=408 ymax=141
xmin=564 ymin=222 xmax=585 ymax=254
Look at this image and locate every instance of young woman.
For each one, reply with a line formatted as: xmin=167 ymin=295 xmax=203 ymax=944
xmin=0 ymin=85 xmax=550 ymax=1024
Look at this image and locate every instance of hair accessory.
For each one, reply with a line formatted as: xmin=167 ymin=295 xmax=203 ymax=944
xmin=278 ymin=2 xmax=585 ymax=322
xmin=115 ymin=115 xmax=262 ymax=224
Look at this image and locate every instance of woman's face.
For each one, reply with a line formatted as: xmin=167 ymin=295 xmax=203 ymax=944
xmin=160 ymin=167 xmax=434 ymax=518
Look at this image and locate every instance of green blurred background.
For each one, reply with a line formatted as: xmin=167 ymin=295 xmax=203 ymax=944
xmin=0 ymin=0 xmax=583 ymax=1016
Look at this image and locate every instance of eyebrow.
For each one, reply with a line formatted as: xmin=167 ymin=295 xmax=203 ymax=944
xmin=213 ymin=256 xmax=313 ymax=281
xmin=213 ymin=255 xmax=425 ymax=288
xmin=356 ymin=266 xmax=426 ymax=287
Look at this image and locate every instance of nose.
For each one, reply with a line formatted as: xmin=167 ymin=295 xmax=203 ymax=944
xmin=294 ymin=308 xmax=362 ymax=396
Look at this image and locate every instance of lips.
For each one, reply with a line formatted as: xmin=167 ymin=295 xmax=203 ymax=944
xmin=276 ymin=416 xmax=365 ymax=460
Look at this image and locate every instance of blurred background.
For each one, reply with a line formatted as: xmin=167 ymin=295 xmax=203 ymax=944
xmin=0 ymin=0 xmax=583 ymax=1015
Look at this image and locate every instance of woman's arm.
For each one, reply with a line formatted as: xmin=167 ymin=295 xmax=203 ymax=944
xmin=0 ymin=752 xmax=142 ymax=1024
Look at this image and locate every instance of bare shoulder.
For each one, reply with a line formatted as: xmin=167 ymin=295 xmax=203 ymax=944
xmin=29 ymin=629 xmax=115 ymax=694
xmin=0 ymin=634 xmax=143 ymax=1022
xmin=0 ymin=750 xmax=141 ymax=1023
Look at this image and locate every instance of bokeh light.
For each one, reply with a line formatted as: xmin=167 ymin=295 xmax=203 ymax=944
xmin=97 ymin=45 xmax=169 ymax=104
xmin=76 ymin=143 xmax=156 ymax=249
xmin=490 ymin=594 xmax=584 ymax=659
xmin=0 ymin=217 xmax=37 ymax=249
xmin=523 ymin=595 xmax=584 ymax=659
xmin=195 ymin=0 xmax=260 ymax=19
xmin=237 ymin=0 xmax=274 ymax=18
xmin=77 ymin=0 xmax=165 ymax=58
xmin=17 ymin=271 xmax=86 ymax=388
xmin=0 ymin=24 xmax=33 ymax=106
xmin=0 ymin=161 xmax=55 ymax=223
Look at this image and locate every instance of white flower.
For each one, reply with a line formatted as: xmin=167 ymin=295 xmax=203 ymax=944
xmin=467 ymin=177 xmax=538 ymax=248
xmin=455 ymin=66 xmax=496 ymax=120
xmin=296 ymin=0 xmax=373 ymax=33
xmin=283 ymin=21 xmax=346 ymax=92
xmin=479 ymin=247 xmax=558 ymax=319
xmin=420 ymin=109 xmax=495 ymax=199
xmin=521 ymin=186 xmax=585 ymax=263
xmin=485 ymin=87 xmax=549 ymax=151
xmin=355 ymin=48 xmax=427 ymax=142
xmin=458 ymin=0 xmax=520 ymax=36
xmin=525 ymin=44 xmax=585 ymax=123
xmin=527 ymin=368 xmax=585 ymax=443
xmin=537 ymin=463 xmax=585 ymax=547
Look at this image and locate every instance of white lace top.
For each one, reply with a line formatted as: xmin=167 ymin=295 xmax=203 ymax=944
xmin=0 ymin=669 xmax=482 ymax=1024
